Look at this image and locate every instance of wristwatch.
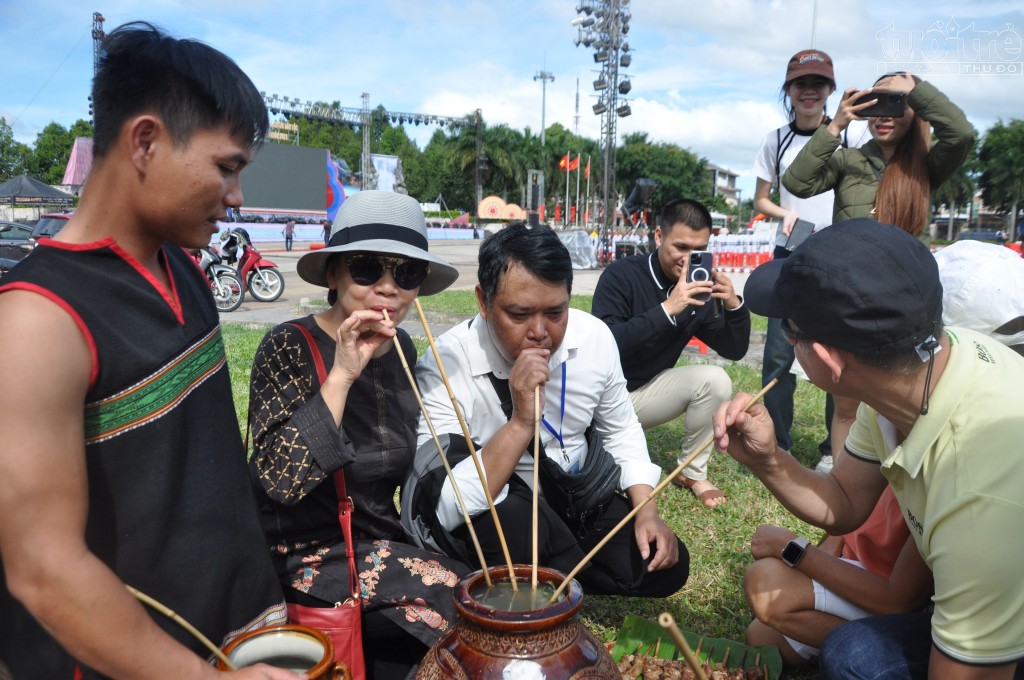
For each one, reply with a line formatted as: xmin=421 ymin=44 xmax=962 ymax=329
xmin=781 ymin=536 xmax=810 ymax=567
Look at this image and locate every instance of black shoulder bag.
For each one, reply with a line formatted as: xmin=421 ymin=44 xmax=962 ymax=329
xmin=486 ymin=372 xmax=620 ymax=533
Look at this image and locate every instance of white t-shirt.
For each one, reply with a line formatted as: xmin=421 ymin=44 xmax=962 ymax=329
xmin=754 ymin=120 xmax=870 ymax=240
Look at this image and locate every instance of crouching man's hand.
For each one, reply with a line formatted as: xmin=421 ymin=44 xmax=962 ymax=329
xmin=628 ymin=487 xmax=679 ymax=572
xmin=713 ymin=392 xmax=779 ymax=470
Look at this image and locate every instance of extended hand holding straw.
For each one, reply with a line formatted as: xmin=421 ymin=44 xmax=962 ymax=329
xmin=548 ymin=379 xmax=778 ymax=603
xmin=127 ymin=585 xmax=236 ymax=670
xmin=382 ymin=309 xmax=493 ymax=587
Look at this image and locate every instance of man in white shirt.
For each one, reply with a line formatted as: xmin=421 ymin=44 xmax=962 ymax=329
xmin=404 ymin=222 xmax=688 ymax=597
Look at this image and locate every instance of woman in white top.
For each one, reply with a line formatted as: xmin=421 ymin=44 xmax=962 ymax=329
xmin=752 ymin=49 xmax=841 ymax=472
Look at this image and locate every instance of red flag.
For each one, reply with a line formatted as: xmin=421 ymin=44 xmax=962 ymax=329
xmin=569 ymin=155 xmax=580 ymax=172
xmin=584 ymin=158 xmax=590 ymax=180
xmin=558 ymin=153 xmax=569 ymax=171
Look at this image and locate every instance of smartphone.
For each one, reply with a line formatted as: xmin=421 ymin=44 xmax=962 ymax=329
xmin=686 ymin=251 xmax=714 ymax=302
xmin=784 ymin=218 xmax=815 ymax=251
xmin=853 ymin=90 xmax=907 ymax=117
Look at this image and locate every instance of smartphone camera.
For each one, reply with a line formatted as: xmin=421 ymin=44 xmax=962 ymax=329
xmin=853 ymin=90 xmax=907 ymax=118
xmin=687 ymin=251 xmax=713 ymax=302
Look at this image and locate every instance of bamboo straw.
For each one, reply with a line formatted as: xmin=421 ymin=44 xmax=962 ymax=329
xmin=658 ymin=613 xmax=707 ymax=680
xmin=414 ymin=299 xmax=518 ymax=590
xmin=382 ymin=309 xmax=492 ymax=587
xmin=126 ymin=585 xmax=236 ymax=670
xmin=532 ymin=386 xmax=540 ymax=591
xmin=548 ymin=379 xmax=778 ymax=602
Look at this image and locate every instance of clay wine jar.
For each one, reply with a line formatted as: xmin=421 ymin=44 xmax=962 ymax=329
xmin=417 ymin=565 xmax=618 ymax=679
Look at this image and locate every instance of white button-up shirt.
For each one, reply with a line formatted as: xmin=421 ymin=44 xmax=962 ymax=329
xmin=415 ymin=308 xmax=662 ymax=531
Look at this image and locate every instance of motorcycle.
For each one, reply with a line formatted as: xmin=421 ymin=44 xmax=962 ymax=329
xmin=232 ymin=230 xmax=285 ymax=302
xmin=218 ymin=226 xmax=250 ymax=265
xmin=194 ymin=247 xmax=245 ymax=312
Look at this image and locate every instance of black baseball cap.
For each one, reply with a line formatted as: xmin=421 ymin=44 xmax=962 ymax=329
xmin=745 ymin=218 xmax=943 ymax=355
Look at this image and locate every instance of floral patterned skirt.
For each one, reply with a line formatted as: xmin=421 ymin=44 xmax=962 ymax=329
xmin=274 ymin=538 xmax=467 ymax=648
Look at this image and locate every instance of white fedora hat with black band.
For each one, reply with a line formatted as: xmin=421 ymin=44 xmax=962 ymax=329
xmin=297 ymin=191 xmax=459 ymax=296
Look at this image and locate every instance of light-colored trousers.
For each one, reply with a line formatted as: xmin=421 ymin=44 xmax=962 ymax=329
xmin=629 ymin=364 xmax=733 ymax=481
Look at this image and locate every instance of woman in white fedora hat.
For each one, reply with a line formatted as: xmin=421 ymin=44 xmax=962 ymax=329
xmin=247 ymin=191 xmax=464 ymax=677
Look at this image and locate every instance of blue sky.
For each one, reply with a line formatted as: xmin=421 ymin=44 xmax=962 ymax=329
xmin=2 ymin=0 xmax=1022 ymax=199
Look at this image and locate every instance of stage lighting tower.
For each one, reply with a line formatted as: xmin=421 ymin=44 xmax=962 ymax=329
xmin=573 ymin=0 xmax=631 ymax=239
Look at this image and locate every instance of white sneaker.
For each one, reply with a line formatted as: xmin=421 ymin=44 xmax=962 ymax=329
xmin=815 ymin=455 xmax=834 ymax=473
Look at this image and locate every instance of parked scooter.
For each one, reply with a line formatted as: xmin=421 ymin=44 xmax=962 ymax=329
xmin=194 ymin=247 xmax=245 ymax=312
xmin=218 ymin=226 xmax=250 ymax=265
xmin=232 ymin=230 xmax=285 ymax=302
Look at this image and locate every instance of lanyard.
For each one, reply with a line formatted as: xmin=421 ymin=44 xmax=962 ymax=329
xmin=541 ymin=362 xmax=569 ymax=466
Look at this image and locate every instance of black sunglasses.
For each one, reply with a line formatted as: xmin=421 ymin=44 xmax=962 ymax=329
xmin=780 ymin=318 xmax=814 ymax=344
xmin=345 ymin=254 xmax=429 ymax=291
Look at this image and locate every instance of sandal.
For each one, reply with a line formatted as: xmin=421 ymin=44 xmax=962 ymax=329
xmin=672 ymin=475 xmax=727 ymax=508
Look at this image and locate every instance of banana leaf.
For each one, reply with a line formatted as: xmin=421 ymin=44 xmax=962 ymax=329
xmin=610 ymin=615 xmax=783 ymax=679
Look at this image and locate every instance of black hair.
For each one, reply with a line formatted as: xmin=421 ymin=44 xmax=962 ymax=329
xmin=477 ymin=222 xmax=573 ymax=308
xmin=779 ymin=83 xmax=833 ymax=122
xmin=91 ymin=21 xmax=269 ymax=157
xmin=844 ymin=320 xmax=945 ymax=374
xmin=325 ymin=254 xmax=343 ymax=305
xmin=848 ymin=347 xmax=925 ymax=374
xmin=658 ymin=198 xmax=712 ymax=233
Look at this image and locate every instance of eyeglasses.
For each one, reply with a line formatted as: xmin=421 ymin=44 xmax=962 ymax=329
xmin=345 ymin=254 xmax=429 ymax=291
xmin=780 ymin=318 xmax=814 ymax=344
xmin=791 ymin=77 xmax=832 ymax=90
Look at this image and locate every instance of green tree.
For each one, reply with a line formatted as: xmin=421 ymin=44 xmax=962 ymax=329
xmin=289 ymin=107 xmax=362 ymax=171
xmin=934 ymin=158 xmax=977 ymax=239
xmin=541 ymin=123 xmax=598 ymax=219
xmin=977 ymin=119 xmax=1024 ymax=238
xmin=616 ymin=132 xmax=708 ymax=220
xmin=26 ymin=122 xmax=79 ymax=185
xmin=69 ymin=119 xmax=94 ymax=140
xmin=378 ymin=125 xmax=426 ymax=198
xmin=421 ymin=129 xmax=470 ymax=212
xmin=1 ymin=117 xmax=31 ymax=182
xmin=703 ymin=194 xmax=731 ymax=215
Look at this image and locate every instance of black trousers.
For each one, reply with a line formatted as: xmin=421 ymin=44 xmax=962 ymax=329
xmin=455 ymin=483 xmax=689 ymax=598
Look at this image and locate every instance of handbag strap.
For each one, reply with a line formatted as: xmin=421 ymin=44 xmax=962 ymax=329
xmin=288 ymin=322 xmax=360 ymax=603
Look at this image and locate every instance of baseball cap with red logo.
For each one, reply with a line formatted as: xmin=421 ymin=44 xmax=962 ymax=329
xmin=785 ymin=49 xmax=835 ymax=85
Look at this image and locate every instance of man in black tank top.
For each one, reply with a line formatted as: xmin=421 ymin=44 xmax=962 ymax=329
xmin=0 ymin=23 xmax=296 ymax=680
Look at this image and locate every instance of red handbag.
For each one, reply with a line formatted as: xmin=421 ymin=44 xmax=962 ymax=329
xmin=285 ymin=323 xmax=366 ymax=680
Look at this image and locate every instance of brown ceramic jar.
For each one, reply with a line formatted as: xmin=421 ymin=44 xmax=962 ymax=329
xmin=417 ymin=565 xmax=618 ymax=679
xmin=218 ymin=624 xmax=352 ymax=679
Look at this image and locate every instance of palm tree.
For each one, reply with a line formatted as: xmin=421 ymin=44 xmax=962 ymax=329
xmin=934 ymin=161 xmax=977 ymax=239
xmin=451 ymin=120 xmax=525 ymax=201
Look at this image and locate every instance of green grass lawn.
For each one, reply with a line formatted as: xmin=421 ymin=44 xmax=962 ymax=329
xmin=222 ymin=291 xmax=821 ymax=679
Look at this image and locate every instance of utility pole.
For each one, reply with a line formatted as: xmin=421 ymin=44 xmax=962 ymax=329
xmin=573 ymin=76 xmax=580 ymax=137
xmin=475 ymin=109 xmax=484 ymax=223
xmin=360 ymin=92 xmax=371 ymax=184
xmin=533 ymin=69 xmax=555 ymax=147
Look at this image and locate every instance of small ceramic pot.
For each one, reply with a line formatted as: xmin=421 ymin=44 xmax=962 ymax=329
xmin=218 ymin=624 xmax=351 ymax=679
xmin=417 ymin=565 xmax=618 ymax=679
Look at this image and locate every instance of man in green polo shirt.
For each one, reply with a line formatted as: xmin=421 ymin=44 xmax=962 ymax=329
xmin=715 ymin=218 xmax=1024 ymax=679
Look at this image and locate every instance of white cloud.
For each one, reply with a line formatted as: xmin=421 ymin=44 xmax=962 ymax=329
xmin=3 ymin=0 xmax=1022 ymax=203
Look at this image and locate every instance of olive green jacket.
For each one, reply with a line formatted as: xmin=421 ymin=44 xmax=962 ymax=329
xmin=782 ymin=81 xmax=975 ymax=225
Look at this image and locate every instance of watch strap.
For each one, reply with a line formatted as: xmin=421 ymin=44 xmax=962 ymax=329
xmin=782 ymin=536 xmax=810 ymax=567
